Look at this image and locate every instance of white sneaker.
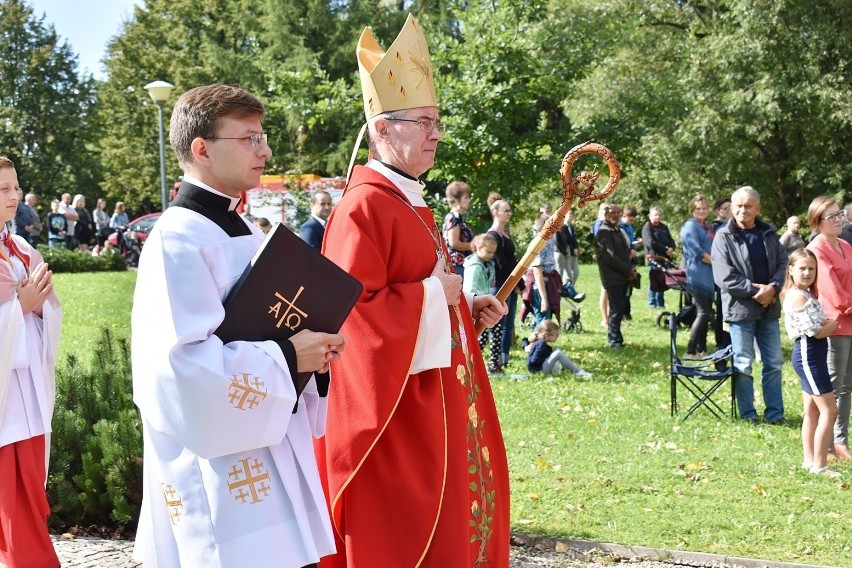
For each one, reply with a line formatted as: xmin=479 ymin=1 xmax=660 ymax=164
xmin=575 ymin=370 xmax=592 ymax=378
xmin=811 ymin=466 xmax=841 ymax=478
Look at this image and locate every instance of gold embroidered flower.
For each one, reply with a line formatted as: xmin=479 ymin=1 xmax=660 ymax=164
xmin=481 ymin=446 xmax=490 ymax=464
xmin=456 ymin=364 xmax=466 ymax=386
xmin=399 ymin=86 xmax=407 ymax=101
xmin=387 ymin=70 xmax=395 ymax=85
xmin=468 ymin=403 xmax=478 ymax=428
xmin=471 ymin=500 xmax=480 ymax=516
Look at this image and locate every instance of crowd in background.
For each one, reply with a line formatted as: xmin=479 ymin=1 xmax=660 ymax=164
xmin=431 ymin=183 xmax=852 ymax=475
xmin=10 ymin=190 xmax=143 ymax=259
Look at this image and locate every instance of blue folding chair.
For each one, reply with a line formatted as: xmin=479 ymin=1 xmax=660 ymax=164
xmin=669 ymin=312 xmax=737 ymax=420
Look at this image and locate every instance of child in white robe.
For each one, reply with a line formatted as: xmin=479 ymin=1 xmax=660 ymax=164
xmin=0 ymin=156 xmax=62 ymax=568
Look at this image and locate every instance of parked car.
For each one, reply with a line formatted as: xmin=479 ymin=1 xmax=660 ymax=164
xmin=127 ymin=212 xmax=161 ymax=243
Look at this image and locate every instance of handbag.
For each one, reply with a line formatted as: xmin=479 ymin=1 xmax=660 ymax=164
xmin=631 ymin=271 xmax=641 ymax=290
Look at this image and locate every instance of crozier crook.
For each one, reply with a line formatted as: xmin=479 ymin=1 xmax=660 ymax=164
xmin=475 ymin=142 xmax=621 ymax=335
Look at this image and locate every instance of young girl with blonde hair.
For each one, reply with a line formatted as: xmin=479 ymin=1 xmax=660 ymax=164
xmin=783 ymin=248 xmax=839 ymax=477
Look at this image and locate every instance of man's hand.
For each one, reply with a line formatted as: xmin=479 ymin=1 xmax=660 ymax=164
xmin=430 ymin=257 xmax=462 ymax=306
xmin=17 ymin=263 xmax=52 ymax=317
xmin=472 ymin=295 xmax=508 ymax=328
xmin=752 ymin=283 xmax=776 ymax=307
xmin=289 ymin=330 xmax=345 ymax=374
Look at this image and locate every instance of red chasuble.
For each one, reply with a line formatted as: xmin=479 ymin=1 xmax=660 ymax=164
xmin=316 ymin=166 xmax=510 ymax=567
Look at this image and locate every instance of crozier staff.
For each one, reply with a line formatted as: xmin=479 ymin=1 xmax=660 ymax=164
xmin=315 ymin=14 xmax=510 ymax=567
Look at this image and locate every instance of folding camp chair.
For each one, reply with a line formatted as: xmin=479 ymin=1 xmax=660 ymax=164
xmin=669 ymin=312 xmax=737 ymax=420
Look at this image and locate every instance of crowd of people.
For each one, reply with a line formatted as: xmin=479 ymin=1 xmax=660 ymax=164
xmin=10 ymin=187 xmax=147 ymax=263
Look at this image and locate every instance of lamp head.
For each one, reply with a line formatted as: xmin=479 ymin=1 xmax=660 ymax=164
xmin=145 ymin=80 xmax=174 ymax=103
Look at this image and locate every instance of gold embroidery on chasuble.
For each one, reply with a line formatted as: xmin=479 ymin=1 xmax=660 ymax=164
xmin=449 ymin=314 xmax=496 ymax=563
xmin=160 ymin=483 xmax=184 ymax=525
xmin=228 ymin=372 xmax=268 ymax=410
xmin=227 ymin=458 xmax=272 ymax=505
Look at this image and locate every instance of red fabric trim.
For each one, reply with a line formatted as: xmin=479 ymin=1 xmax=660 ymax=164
xmin=0 ymin=436 xmax=59 ymax=568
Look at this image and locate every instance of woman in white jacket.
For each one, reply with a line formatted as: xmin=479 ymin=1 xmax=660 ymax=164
xmin=0 ymin=156 xmax=62 ymax=568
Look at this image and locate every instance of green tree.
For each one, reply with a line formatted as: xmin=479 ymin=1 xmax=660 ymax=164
xmin=0 ymin=0 xmax=101 ymax=203
xmin=563 ymin=0 xmax=852 ymax=223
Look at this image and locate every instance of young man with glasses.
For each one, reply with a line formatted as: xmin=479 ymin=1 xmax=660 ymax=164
xmin=131 ymin=83 xmax=342 ymax=568
xmin=316 ymin=15 xmax=510 ymax=567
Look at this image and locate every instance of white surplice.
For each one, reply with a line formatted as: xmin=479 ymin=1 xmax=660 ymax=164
xmin=0 ymin=232 xmax=62 ymax=467
xmin=131 ymin=186 xmax=334 ymax=568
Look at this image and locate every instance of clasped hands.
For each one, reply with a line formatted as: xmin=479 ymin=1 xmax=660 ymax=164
xmin=17 ymin=263 xmax=53 ymax=317
xmin=430 ymin=258 xmax=507 ymax=329
xmin=752 ymin=283 xmax=777 ymax=308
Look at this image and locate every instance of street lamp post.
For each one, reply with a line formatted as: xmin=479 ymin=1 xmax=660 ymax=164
xmin=144 ymin=81 xmax=175 ymax=211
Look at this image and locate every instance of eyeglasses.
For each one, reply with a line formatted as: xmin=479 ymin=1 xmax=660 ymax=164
xmin=821 ymin=211 xmax=845 ymax=223
xmin=386 ymin=117 xmax=447 ymax=134
xmin=205 ymin=132 xmax=268 ymax=149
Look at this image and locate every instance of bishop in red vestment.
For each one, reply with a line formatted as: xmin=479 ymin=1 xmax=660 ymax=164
xmin=315 ymin=15 xmax=510 ymax=568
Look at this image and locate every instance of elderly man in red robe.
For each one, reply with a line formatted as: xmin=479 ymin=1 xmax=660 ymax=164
xmin=315 ymin=14 xmax=511 ymax=568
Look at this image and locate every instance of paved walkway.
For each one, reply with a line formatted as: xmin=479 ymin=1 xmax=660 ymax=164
xmin=1 ymin=534 xmax=838 ymax=568
xmin=13 ymin=537 xmax=656 ymax=568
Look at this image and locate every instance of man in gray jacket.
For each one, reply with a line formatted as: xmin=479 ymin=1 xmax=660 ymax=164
xmin=711 ymin=186 xmax=788 ymax=424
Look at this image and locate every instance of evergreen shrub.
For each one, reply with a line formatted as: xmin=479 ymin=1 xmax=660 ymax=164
xmin=48 ymin=326 xmax=142 ymax=528
xmin=38 ymin=246 xmax=128 ymax=273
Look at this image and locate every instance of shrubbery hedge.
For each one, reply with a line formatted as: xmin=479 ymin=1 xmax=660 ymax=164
xmin=38 ymin=246 xmax=128 ymax=273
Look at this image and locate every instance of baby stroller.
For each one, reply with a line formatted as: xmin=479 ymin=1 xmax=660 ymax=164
xmin=558 ymin=282 xmax=584 ymax=333
xmin=520 ymin=278 xmax=585 ymax=333
xmin=648 ymin=257 xmax=695 ymax=329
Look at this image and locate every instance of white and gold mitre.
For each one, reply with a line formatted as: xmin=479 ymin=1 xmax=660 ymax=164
xmin=357 ymin=14 xmax=437 ymax=120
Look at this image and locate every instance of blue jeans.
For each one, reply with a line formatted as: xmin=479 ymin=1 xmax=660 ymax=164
xmin=532 ymin=289 xmax=552 ymax=327
xmin=648 ymin=287 xmax=664 ymax=307
xmin=729 ymin=319 xmax=785 ymax=421
xmin=499 ymin=292 xmax=518 ymax=363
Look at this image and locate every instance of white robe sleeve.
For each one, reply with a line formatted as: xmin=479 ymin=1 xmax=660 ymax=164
xmin=410 ymin=276 xmax=451 ymax=374
xmin=132 ymin=227 xmax=299 ymax=460
xmin=0 ymin=298 xmax=23 ymax=428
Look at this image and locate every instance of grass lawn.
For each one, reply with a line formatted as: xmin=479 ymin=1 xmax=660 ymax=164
xmin=55 ymin=267 xmax=850 ymax=566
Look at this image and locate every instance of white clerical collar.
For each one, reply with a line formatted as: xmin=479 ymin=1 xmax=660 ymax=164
xmin=311 ymin=215 xmax=327 ymax=227
xmin=366 ymin=160 xmax=427 ymax=207
xmin=182 ymin=175 xmax=242 ymax=212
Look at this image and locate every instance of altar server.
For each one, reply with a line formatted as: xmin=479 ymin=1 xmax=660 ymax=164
xmin=131 ymin=84 xmax=344 ymax=568
xmin=0 ymin=156 xmax=62 ymax=568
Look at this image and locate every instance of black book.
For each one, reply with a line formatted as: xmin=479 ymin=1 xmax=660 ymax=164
xmin=216 ymin=222 xmax=363 ymax=345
